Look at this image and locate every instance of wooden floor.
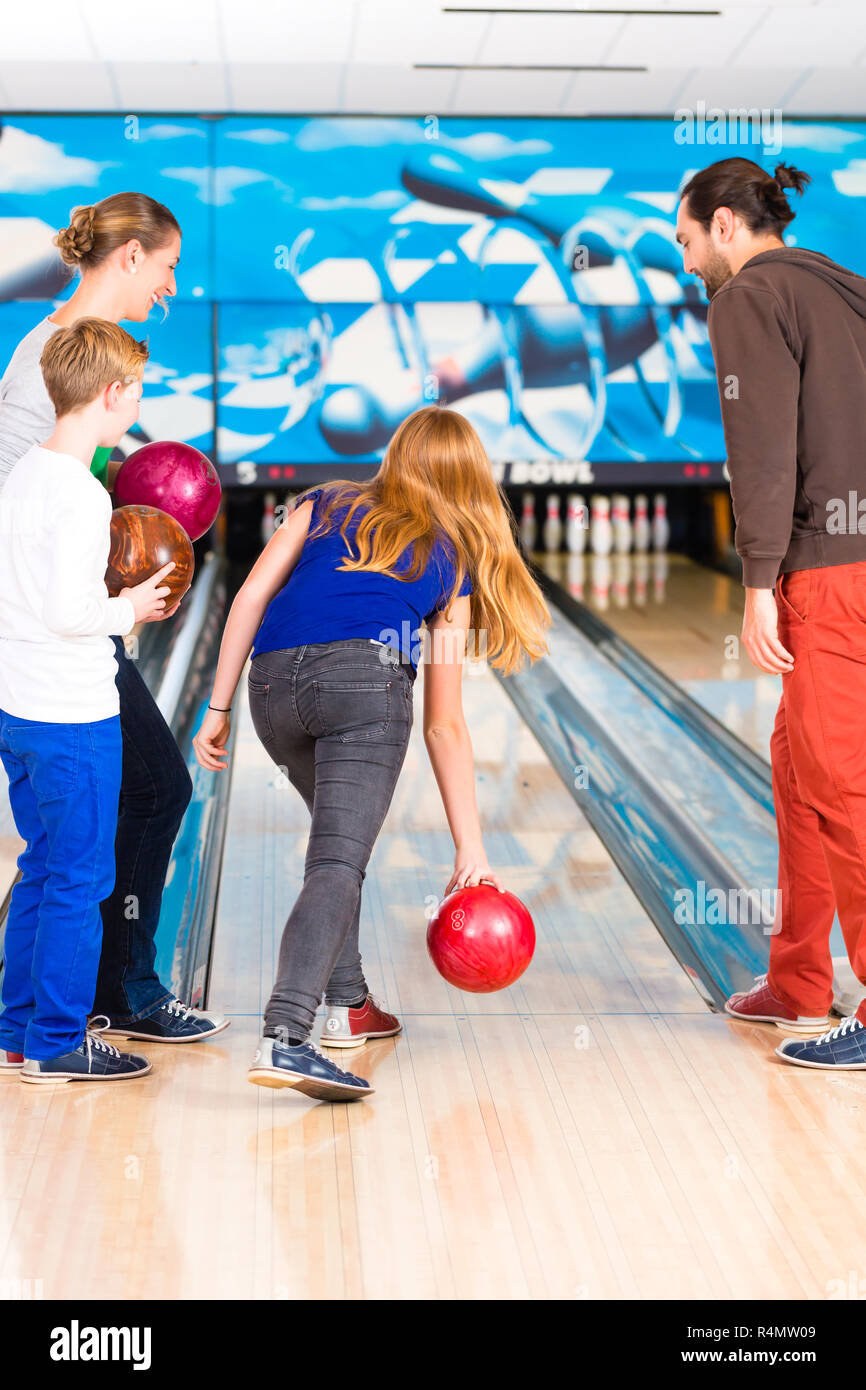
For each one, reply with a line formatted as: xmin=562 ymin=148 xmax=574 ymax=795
xmin=2 ymin=650 xmax=866 ymax=1300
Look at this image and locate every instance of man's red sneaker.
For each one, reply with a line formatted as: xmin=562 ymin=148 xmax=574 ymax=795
xmin=320 ymin=995 xmax=402 ymax=1048
xmin=1 ymin=1051 xmax=24 ymax=1070
xmin=725 ymin=975 xmax=833 ymax=1033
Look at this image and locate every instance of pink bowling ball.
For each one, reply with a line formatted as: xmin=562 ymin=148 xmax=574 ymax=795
xmin=115 ymin=440 xmax=221 ymax=542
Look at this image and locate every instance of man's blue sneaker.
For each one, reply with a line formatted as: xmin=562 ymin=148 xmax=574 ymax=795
xmin=20 ymin=1021 xmax=151 ymax=1084
xmin=248 ymin=1035 xmax=373 ymax=1102
xmin=100 ymin=997 xmax=230 ymax=1044
xmin=776 ymin=1013 xmax=866 ymax=1069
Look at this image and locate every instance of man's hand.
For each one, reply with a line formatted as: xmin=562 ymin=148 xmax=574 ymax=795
xmin=741 ymin=586 xmax=794 ymax=675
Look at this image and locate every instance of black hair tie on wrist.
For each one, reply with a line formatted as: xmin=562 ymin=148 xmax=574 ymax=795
xmin=208 ymin=705 xmax=232 ymax=713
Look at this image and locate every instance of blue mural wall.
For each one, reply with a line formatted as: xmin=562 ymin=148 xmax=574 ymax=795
xmin=1 ymin=114 xmax=864 ymax=486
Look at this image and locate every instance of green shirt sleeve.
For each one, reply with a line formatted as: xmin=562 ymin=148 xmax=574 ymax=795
xmin=90 ymin=446 xmax=112 ymax=489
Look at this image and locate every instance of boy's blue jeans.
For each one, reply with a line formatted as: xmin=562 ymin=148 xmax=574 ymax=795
xmin=0 ymin=710 xmax=123 ymax=1059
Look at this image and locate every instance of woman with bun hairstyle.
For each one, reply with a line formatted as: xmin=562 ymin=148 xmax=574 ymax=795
xmin=0 ymin=193 xmax=228 ymax=1047
xmin=193 ymin=405 xmax=551 ymax=1102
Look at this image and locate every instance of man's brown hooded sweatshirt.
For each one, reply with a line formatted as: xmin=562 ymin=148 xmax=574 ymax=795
xmin=706 ymin=246 xmax=866 ymax=589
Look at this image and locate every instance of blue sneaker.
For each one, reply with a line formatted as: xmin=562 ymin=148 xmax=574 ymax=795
xmin=100 ymin=997 xmax=230 ymax=1044
xmin=248 ymin=1035 xmax=373 ymax=1102
xmin=20 ymin=1022 xmax=151 ymax=1084
xmin=776 ymin=1014 xmax=866 ymax=1069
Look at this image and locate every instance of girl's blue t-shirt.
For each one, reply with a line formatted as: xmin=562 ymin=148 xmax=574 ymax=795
xmin=252 ymin=489 xmax=472 ymax=669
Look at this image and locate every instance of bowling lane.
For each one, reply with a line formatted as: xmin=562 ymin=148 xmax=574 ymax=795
xmin=205 ymin=657 xmax=866 ymax=1299
xmin=534 ymin=551 xmax=780 ymax=761
xmin=5 ymin=651 xmax=866 ymax=1298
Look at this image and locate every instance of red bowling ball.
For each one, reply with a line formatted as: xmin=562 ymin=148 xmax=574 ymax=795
xmin=115 ymin=440 xmax=221 ymax=541
xmin=426 ymin=884 xmax=535 ymax=993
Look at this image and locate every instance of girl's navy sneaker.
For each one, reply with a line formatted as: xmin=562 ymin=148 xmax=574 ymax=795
xmin=248 ymin=1035 xmax=373 ymax=1102
xmin=776 ymin=1014 xmax=866 ymax=1069
xmin=20 ymin=1021 xmax=151 ymax=1083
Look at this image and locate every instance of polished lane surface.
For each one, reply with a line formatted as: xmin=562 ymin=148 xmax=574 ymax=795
xmin=536 ymin=551 xmax=781 ymax=760
xmin=2 ymin=652 xmax=864 ymax=1298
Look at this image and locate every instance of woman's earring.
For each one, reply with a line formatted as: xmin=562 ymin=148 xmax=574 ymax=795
xmin=130 ymin=266 xmax=138 ymax=275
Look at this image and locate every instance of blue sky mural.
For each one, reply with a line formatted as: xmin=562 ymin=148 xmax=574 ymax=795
xmin=2 ymin=114 xmax=865 ymax=480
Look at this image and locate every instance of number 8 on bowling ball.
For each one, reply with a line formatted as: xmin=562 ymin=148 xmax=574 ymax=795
xmin=105 ymin=505 xmax=194 ymax=607
xmin=426 ymin=884 xmax=535 ymax=993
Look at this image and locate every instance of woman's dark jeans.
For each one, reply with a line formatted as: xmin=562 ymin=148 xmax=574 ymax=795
xmin=93 ymin=637 xmax=193 ymax=1023
xmin=248 ymin=639 xmax=415 ymax=1040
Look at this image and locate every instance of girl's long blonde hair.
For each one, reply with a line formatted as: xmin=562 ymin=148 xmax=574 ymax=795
xmin=296 ymin=406 xmax=551 ymax=676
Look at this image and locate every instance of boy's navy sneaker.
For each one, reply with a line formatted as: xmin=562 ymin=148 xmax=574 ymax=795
xmin=1 ymin=1051 xmax=24 ymax=1071
xmin=99 ymin=996 xmax=229 ymax=1044
xmin=776 ymin=1014 xmax=866 ymax=1069
xmin=20 ymin=1020 xmax=151 ymax=1083
xmin=248 ymin=1035 xmax=373 ymax=1102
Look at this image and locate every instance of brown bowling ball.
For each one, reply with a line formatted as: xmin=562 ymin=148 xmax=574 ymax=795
xmin=105 ymin=505 xmax=194 ymax=607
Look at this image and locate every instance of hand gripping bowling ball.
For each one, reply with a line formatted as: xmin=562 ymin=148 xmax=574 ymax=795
xmin=114 ymin=440 xmax=221 ymax=541
xmin=426 ymin=884 xmax=535 ymax=993
xmin=105 ymin=505 xmax=194 ymax=607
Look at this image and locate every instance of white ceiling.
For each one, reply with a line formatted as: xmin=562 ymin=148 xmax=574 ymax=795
xmin=0 ymin=0 xmax=862 ymax=116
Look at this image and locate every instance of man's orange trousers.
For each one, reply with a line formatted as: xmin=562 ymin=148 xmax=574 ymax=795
xmin=770 ymin=561 xmax=866 ymax=1024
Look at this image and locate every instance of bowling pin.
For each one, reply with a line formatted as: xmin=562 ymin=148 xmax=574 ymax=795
xmin=612 ymin=494 xmax=632 ymax=555
xmin=566 ymin=493 xmax=588 ymax=554
xmin=566 ymin=552 xmax=585 ymax=602
xmin=520 ymin=492 xmax=537 ymax=552
xmin=652 ymin=493 xmax=670 ymax=552
xmin=613 ymin=553 xmax=631 ymax=608
xmin=543 ymin=493 xmax=563 ymax=554
xmin=591 ymin=552 xmax=611 ymax=611
xmin=261 ymin=491 xmax=276 ymax=547
xmin=589 ymin=495 xmax=612 ymax=557
xmin=633 ymin=494 xmax=651 ymax=553
xmin=633 ymin=552 xmax=649 ymax=606
xmin=653 ymin=551 xmax=669 ymax=603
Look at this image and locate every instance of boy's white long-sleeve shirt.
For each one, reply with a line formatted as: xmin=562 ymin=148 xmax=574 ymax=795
xmin=0 ymin=444 xmax=136 ymax=723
